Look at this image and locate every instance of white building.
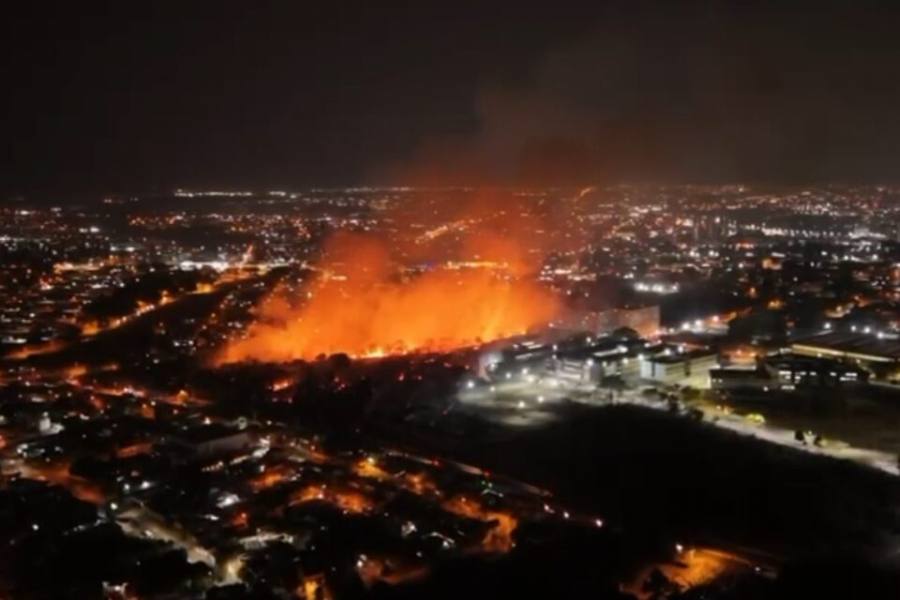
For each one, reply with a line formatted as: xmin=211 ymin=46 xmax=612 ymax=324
xmin=639 ymin=349 xmax=718 ymax=386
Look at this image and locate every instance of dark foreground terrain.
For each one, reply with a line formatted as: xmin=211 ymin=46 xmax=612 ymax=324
xmin=377 ymin=403 xmax=900 ymax=598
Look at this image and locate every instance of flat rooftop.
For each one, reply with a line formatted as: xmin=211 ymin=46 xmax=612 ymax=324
xmin=791 ymin=332 xmax=900 ymax=361
xmin=649 ymin=348 xmax=717 ymax=364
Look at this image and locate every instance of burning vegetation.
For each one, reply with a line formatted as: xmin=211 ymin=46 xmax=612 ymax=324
xmin=218 ymin=265 xmax=557 ymax=362
xmin=442 ymin=495 xmax=519 ymax=554
xmin=218 ymin=193 xmax=566 ymax=363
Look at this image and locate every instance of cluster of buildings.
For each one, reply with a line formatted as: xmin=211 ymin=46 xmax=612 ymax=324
xmin=5 ymin=183 xmax=900 ymax=595
xmin=0 ymin=359 xmax=605 ymax=598
xmin=479 ymin=322 xmax=900 ymax=396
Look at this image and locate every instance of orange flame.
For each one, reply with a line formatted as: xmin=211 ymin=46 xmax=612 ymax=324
xmin=355 ymin=556 xmax=430 ymax=588
xmin=297 ymin=574 xmax=332 ymax=600
xmin=442 ymin=495 xmax=518 ymax=553
xmin=290 ymin=484 xmax=375 ymax=514
xmin=19 ymin=461 xmax=106 ymax=505
xmin=218 ymin=233 xmax=558 ymax=363
xmin=216 ymin=189 xmax=576 ymax=364
xmin=249 ymin=465 xmax=292 ymax=491
xmin=115 ymin=442 xmax=153 ymax=459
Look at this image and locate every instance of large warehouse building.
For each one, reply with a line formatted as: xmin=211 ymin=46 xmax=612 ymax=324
xmin=791 ymin=332 xmax=900 ymax=377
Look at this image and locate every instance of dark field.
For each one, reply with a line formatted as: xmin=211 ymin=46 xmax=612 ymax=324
xmin=379 ymin=403 xmax=900 ymax=598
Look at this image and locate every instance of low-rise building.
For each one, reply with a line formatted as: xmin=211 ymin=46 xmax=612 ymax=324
xmin=791 ymin=332 xmax=900 ymax=378
xmin=710 ymin=353 xmax=869 ymax=392
xmin=639 ymin=349 xmax=718 ymax=386
xmin=166 ymin=424 xmax=256 ymax=462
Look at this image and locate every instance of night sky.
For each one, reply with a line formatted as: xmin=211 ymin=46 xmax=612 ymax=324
xmin=4 ymin=1 xmax=900 ymax=196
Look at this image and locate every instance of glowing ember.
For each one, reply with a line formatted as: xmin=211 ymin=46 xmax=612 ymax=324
xmin=89 ymin=395 xmax=107 ymax=412
xmin=442 ymin=495 xmax=518 ymax=553
xmin=230 ymin=511 xmax=249 ymax=529
xmin=115 ymin=442 xmax=153 ymax=459
xmin=18 ymin=461 xmax=106 ymax=505
xmin=270 ymin=377 xmax=295 ymax=392
xmin=402 ymin=472 xmax=439 ymax=496
xmin=290 ymin=485 xmax=375 ymax=514
xmin=139 ymin=403 xmax=155 ymax=419
xmin=355 ymin=556 xmax=430 ymax=588
xmin=353 ymin=457 xmax=390 ymax=481
xmin=249 ymin=465 xmax=293 ymax=491
xmin=65 ymin=364 xmax=88 ymax=380
xmin=297 ymin=574 xmax=332 ymax=600
xmin=622 ymin=546 xmax=758 ymax=599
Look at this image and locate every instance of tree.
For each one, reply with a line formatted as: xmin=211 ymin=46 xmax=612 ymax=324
xmin=612 ymin=326 xmax=640 ymax=341
xmin=681 ymin=386 xmax=700 ymax=401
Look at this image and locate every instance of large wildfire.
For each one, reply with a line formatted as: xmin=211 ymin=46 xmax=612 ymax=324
xmin=218 ymin=191 xmax=570 ymax=364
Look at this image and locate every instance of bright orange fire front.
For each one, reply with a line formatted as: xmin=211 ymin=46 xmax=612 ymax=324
xmin=442 ymin=495 xmax=518 ymax=553
xmin=290 ymin=485 xmax=375 ymax=514
xmin=217 ymin=244 xmax=558 ymax=364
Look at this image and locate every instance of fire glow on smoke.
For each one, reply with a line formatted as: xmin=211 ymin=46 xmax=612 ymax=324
xmin=218 ymin=210 xmax=562 ymax=364
xmin=218 ymin=254 xmax=557 ymax=362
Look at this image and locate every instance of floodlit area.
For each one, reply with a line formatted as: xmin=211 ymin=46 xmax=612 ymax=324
xmin=456 ymin=377 xmax=577 ymax=428
xmin=455 ymin=370 xmax=900 ymax=476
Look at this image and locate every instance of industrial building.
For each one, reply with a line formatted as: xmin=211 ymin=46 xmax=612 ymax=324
xmin=791 ymin=332 xmax=900 ymax=378
xmin=710 ymin=353 xmax=868 ymax=392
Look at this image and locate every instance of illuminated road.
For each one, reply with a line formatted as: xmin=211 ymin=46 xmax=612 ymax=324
xmin=5 ymin=271 xmax=250 ymax=361
xmin=116 ymin=504 xmax=217 ymax=567
xmin=598 ymin=389 xmax=900 ymax=477
xmin=457 ymin=375 xmax=900 ymax=477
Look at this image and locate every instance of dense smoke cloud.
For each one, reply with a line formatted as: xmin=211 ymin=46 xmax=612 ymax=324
xmin=6 ymin=2 xmax=900 ymax=193
xmin=376 ymin=3 xmax=900 ymax=186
